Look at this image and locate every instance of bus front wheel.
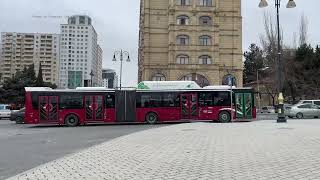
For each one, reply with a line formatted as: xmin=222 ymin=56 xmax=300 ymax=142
xmin=219 ymin=111 xmax=231 ymax=123
xmin=65 ymin=114 xmax=79 ymax=127
xmin=145 ymin=112 xmax=158 ymax=124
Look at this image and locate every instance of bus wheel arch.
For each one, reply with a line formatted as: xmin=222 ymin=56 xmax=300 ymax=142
xmin=145 ymin=112 xmax=159 ymax=124
xmin=64 ymin=113 xmax=80 ymax=127
xmin=218 ymin=111 xmax=231 ymax=123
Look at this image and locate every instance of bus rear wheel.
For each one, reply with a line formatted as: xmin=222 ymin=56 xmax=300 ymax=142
xmin=65 ymin=114 xmax=79 ymax=127
xmin=145 ymin=112 xmax=158 ymax=124
xmin=219 ymin=111 xmax=231 ymax=123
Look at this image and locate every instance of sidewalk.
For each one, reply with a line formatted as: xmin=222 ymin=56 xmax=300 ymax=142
xmin=8 ymin=120 xmax=320 ymax=180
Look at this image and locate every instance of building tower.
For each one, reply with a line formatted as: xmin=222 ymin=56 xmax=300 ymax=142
xmin=59 ymin=15 xmax=102 ymax=88
xmin=0 ymin=32 xmax=60 ymax=85
xmin=138 ymin=0 xmax=242 ymax=87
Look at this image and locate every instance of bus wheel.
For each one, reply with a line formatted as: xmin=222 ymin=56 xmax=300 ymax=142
xmin=219 ymin=111 xmax=231 ymax=123
xmin=15 ymin=116 xmax=24 ymax=124
xmin=65 ymin=114 xmax=79 ymax=127
xmin=145 ymin=112 xmax=158 ymax=124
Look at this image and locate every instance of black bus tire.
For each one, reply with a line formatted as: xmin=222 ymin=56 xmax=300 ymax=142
xmin=65 ymin=114 xmax=79 ymax=127
xmin=145 ymin=112 xmax=158 ymax=124
xmin=219 ymin=111 xmax=231 ymax=123
xmin=15 ymin=116 xmax=24 ymax=124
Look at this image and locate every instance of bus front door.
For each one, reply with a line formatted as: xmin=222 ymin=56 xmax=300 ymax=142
xmin=85 ymin=95 xmax=104 ymax=122
xmin=39 ymin=96 xmax=58 ymax=123
xmin=181 ymin=94 xmax=198 ymax=120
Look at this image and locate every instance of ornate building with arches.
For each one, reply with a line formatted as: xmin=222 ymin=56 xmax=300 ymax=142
xmin=138 ymin=0 xmax=242 ymax=87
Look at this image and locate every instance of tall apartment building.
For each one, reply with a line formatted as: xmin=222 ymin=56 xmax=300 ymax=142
xmin=0 ymin=32 xmax=60 ymax=84
xmin=138 ymin=0 xmax=243 ymax=87
xmin=102 ymin=69 xmax=118 ymax=88
xmin=59 ymin=15 xmax=102 ymax=89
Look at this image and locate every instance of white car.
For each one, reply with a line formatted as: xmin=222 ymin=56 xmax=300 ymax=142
xmin=285 ymin=103 xmax=320 ymax=119
xmin=0 ymin=104 xmax=12 ymax=119
xmin=260 ymin=106 xmax=275 ymax=113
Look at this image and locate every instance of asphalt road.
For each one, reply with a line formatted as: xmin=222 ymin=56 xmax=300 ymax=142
xmin=0 ymin=120 xmax=167 ymax=179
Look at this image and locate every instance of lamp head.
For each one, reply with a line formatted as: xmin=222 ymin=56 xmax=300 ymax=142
xmin=259 ymin=0 xmax=268 ymax=8
xmin=112 ymin=54 xmax=116 ymax=61
xmin=286 ymin=0 xmax=296 ymax=8
xmin=126 ymin=55 xmax=130 ymax=62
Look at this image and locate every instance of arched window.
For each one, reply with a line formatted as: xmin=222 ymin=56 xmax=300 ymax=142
xmin=181 ymin=74 xmax=193 ymax=81
xmin=199 ymin=35 xmax=212 ymax=46
xmin=222 ymin=74 xmax=237 ymax=86
xmin=179 ymin=73 xmax=210 ymax=87
xmin=152 ymin=74 xmax=166 ymax=81
xmin=199 ymin=16 xmax=212 ymax=26
xmin=176 ymin=54 xmax=189 ymax=64
xmin=177 ymin=15 xmax=190 ymax=25
xmin=177 ymin=0 xmax=190 ymax=5
xmin=199 ymin=0 xmax=212 ymax=6
xmin=199 ymin=55 xmax=212 ymax=64
xmin=176 ymin=35 xmax=190 ymax=45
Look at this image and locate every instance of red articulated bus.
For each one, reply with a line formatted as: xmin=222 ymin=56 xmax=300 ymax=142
xmin=24 ymin=82 xmax=256 ymax=126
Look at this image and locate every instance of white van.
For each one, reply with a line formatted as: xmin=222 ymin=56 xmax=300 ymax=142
xmin=298 ymin=100 xmax=320 ymax=106
xmin=0 ymin=104 xmax=12 ymax=119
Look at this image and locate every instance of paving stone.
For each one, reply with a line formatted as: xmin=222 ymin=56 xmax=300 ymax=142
xmin=7 ymin=120 xmax=320 ymax=180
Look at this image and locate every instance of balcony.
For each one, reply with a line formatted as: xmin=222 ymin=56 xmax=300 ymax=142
xmin=24 ymin=35 xmax=34 ymax=39
xmin=24 ymin=41 xmax=34 ymax=45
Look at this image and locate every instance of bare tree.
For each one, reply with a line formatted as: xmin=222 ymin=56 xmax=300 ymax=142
xmin=259 ymin=13 xmax=285 ymax=67
xmin=299 ymin=14 xmax=309 ymax=46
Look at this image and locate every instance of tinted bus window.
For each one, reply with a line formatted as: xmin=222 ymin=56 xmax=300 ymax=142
xmin=214 ymin=92 xmax=231 ymax=106
xmin=59 ymin=95 xmax=83 ymax=109
xmin=136 ymin=92 xmax=180 ymax=108
xmin=199 ymin=92 xmax=213 ymax=106
xmin=163 ymin=93 xmax=180 ymax=107
xmin=31 ymin=93 xmax=39 ymax=109
xmin=105 ymin=94 xmax=115 ymax=108
xmin=140 ymin=93 xmax=162 ymax=108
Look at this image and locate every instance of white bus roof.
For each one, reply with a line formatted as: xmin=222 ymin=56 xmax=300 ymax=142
xmin=203 ymin=85 xmax=237 ymax=89
xmin=137 ymin=81 xmax=201 ymax=90
xmin=76 ymin=87 xmax=113 ymax=91
xmin=25 ymin=87 xmax=53 ymax=92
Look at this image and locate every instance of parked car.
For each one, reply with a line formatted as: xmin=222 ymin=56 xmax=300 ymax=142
xmin=298 ymin=100 xmax=320 ymax=106
xmin=0 ymin=104 xmax=12 ymax=120
xmin=285 ymin=103 xmax=320 ymax=119
xmin=260 ymin=106 xmax=275 ymax=113
xmin=10 ymin=108 xmax=25 ymax=124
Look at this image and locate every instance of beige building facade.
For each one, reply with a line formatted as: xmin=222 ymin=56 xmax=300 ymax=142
xmin=0 ymin=32 xmax=60 ymax=85
xmin=139 ymin=0 xmax=243 ymax=87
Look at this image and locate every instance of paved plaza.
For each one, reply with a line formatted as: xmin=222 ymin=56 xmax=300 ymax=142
xmin=0 ymin=121 xmax=161 ymax=180
xmin=7 ymin=119 xmax=320 ymax=180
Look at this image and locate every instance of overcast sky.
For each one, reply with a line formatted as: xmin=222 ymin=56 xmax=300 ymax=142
xmin=0 ymin=0 xmax=319 ymax=86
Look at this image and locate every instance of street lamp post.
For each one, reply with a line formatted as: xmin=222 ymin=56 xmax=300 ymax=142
xmin=259 ymin=0 xmax=296 ymax=123
xmin=257 ymin=67 xmax=269 ymax=112
xmin=90 ymin=70 xmax=94 ymax=87
xmin=112 ymin=50 xmax=130 ymax=90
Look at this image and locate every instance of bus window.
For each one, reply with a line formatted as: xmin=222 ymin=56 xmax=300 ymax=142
xmin=162 ymin=93 xmax=176 ymax=107
xmin=137 ymin=92 xmax=180 ymax=108
xmin=105 ymin=94 xmax=115 ymax=108
xmin=149 ymin=93 xmax=162 ymax=107
xmin=59 ymin=95 xmax=83 ymax=109
xmin=199 ymin=92 xmax=213 ymax=106
xmin=214 ymin=92 xmax=231 ymax=106
xmin=31 ymin=93 xmax=39 ymax=109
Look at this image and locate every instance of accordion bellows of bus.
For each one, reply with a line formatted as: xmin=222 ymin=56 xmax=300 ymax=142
xmin=24 ymin=81 xmax=256 ymax=126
